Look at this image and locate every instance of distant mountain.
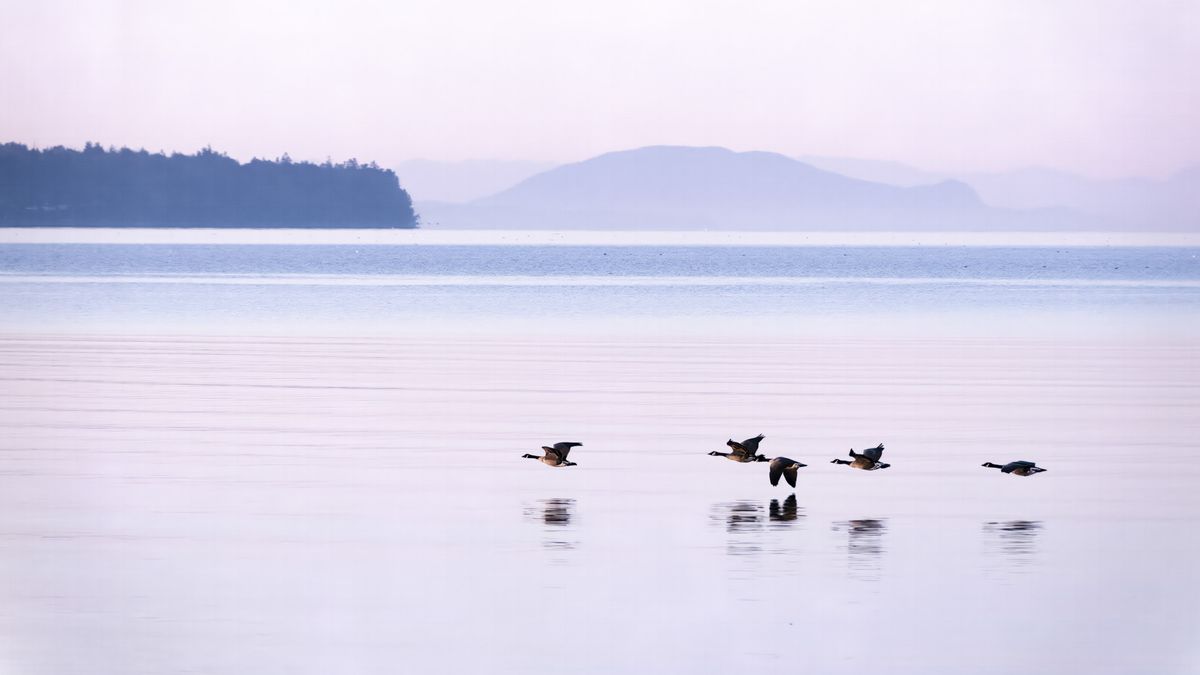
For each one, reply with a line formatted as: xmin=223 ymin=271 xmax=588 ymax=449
xmin=417 ymin=146 xmax=1091 ymax=230
xmin=394 ymin=159 xmax=557 ymax=203
xmin=956 ymin=167 xmax=1200 ymax=230
xmin=1 ymin=142 xmax=417 ymax=228
xmin=801 ymin=155 xmax=1199 ymax=230
xmin=797 ymin=155 xmax=945 ymax=187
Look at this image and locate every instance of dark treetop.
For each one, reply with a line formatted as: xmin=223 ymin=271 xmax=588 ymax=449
xmin=0 ymin=142 xmax=417 ymax=228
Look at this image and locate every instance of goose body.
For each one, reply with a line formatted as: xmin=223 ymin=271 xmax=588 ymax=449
xmin=522 ymin=442 xmax=582 ymax=467
xmin=982 ymin=460 xmax=1046 ymax=476
xmin=831 ymin=443 xmax=890 ymax=470
xmin=709 ymin=434 xmax=768 ymax=462
xmin=768 ymin=456 xmax=807 ymax=487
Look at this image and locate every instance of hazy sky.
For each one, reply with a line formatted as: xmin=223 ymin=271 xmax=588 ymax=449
xmin=1 ymin=0 xmax=1197 ymax=178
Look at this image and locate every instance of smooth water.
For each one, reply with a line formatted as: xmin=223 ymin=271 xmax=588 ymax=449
xmin=1 ymin=237 xmax=1198 ymax=673
xmin=1 ymin=243 xmax=1198 ymax=335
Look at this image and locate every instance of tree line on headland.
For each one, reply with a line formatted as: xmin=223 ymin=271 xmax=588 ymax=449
xmin=0 ymin=142 xmax=418 ymax=228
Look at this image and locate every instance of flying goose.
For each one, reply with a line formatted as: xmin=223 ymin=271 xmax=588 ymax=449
xmin=708 ymin=434 xmax=768 ymax=462
xmin=982 ymin=460 xmax=1046 ymax=476
xmin=831 ymin=443 xmax=890 ymax=470
xmin=768 ymin=456 xmax=807 ymax=487
xmin=522 ymin=442 xmax=582 ymax=467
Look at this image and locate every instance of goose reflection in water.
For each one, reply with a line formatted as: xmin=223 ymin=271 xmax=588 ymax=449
xmin=832 ymin=519 xmax=888 ymax=579
xmin=523 ymin=498 xmax=577 ymax=552
xmin=708 ymin=501 xmax=764 ymax=556
xmin=710 ymin=497 xmax=804 ymax=558
xmin=768 ymin=494 xmax=800 ymax=524
xmin=712 ymin=500 xmax=763 ymax=533
xmin=712 ymin=496 xmax=804 ymax=534
xmin=540 ymin=498 xmax=574 ymax=525
xmin=983 ymin=520 xmax=1043 ymax=573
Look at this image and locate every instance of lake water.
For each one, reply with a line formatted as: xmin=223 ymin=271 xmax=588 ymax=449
xmin=1 ymin=232 xmax=1198 ymax=673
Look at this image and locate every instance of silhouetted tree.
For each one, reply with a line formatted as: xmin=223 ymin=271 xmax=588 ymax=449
xmin=0 ymin=142 xmax=417 ymax=228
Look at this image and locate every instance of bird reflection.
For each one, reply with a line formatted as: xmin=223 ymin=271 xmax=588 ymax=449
xmin=983 ymin=520 xmax=1043 ymax=573
xmin=711 ymin=497 xmax=804 ymax=558
xmin=540 ymin=498 xmax=573 ymax=526
xmin=712 ymin=500 xmax=763 ymax=533
xmin=832 ymin=519 xmax=888 ymax=580
xmin=523 ymin=498 xmax=577 ymax=553
xmin=769 ymin=494 xmax=800 ymax=524
xmin=709 ymin=500 xmax=764 ymax=555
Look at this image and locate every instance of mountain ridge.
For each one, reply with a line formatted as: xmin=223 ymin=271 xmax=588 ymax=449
xmin=418 ymin=146 xmax=1095 ymax=231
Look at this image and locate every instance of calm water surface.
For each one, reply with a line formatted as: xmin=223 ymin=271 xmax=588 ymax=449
xmin=1 ymin=239 xmax=1198 ymax=673
xmin=1 ymin=243 xmax=1198 ymax=334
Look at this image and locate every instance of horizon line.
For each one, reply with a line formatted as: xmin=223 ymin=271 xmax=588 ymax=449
xmin=7 ymin=139 xmax=1195 ymax=183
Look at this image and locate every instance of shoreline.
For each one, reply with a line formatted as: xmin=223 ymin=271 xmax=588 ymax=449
xmin=1 ymin=227 xmax=1198 ymax=247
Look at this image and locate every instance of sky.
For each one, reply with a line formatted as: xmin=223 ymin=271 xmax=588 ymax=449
xmin=1 ymin=0 xmax=1197 ymax=178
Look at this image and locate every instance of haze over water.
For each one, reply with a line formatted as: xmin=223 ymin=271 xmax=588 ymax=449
xmin=1 ymin=232 xmax=1198 ymax=673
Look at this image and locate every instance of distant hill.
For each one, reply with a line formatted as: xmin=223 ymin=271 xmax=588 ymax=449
xmin=954 ymin=166 xmax=1200 ymax=230
xmin=800 ymin=154 xmax=1199 ymax=230
xmin=0 ymin=143 xmax=417 ymax=228
xmin=394 ymin=159 xmax=557 ymax=202
xmin=797 ymin=155 xmax=945 ymax=187
xmin=418 ymin=146 xmax=1090 ymax=230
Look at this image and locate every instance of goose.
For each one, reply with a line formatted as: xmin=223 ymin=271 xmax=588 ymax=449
xmin=982 ymin=460 xmax=1046 ymax=476
xmin=708 ymin=434 xmax=768 ymax=462
xmin=831 ymin=443 xmax=890 ymax=470
xmin=522 ymin=442 xmax=582 ymax=467
xmin=768 ymin=456 xmax=806 ymax=487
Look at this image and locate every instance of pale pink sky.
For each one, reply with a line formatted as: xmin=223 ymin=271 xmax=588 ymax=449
xmin=1 ymin=0 xmax=1196 ymax=178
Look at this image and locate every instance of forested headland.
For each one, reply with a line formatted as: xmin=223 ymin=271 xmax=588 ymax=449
xmin=0 ymin=143 xmax=417 ymax=228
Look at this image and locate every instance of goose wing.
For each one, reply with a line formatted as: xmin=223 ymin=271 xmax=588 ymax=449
xmin=552 ymin=442 xmax=582 ymax=460
xmin=862 ymin=443 xmax=885 ymax=462
xmin=768 ymin=457 xmax=787 ymax=486
xmin=783 ymin=464 xmax=799 ymax=488
xmin=1003 ymin=460 xmax=1036 ymax=473
xmin=769 ymin=456 xmax=798 ymax=487
xmin=740 ymin=434 xmax=765 ymax=454
xmin=726 ymin=438 xmax=747 ymax=455
xmin=541 ymin=446 xmax=563 ymax=462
